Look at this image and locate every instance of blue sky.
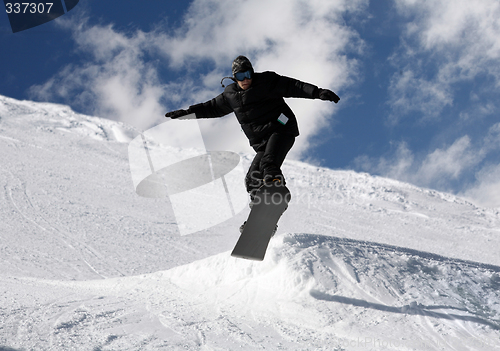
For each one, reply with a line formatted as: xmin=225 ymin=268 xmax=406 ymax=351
xmin=1 ymin=0 xmax=500 ymax=207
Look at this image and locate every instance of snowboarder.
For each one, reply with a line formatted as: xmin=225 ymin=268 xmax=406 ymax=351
xmin=165 ymin=55 xmax=339 ymax=202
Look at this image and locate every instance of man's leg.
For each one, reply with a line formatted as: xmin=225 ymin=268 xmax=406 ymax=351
xmin=260 ymin=133 xmax=295 ymax=184
xmin=244 ymin=151 xmax=265 ymax=195
xmin=240 ymin=134 xmax=294 ymax=233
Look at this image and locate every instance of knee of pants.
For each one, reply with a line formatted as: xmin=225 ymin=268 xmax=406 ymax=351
xmin=260 ymin=155 xmax=279 ymax=171
xmin=260 ymin=162 xmax=282 ymax=179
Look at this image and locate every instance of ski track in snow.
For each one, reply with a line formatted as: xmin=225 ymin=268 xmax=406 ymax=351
xmin=1 ymin=95 xmax=500 ymax=350
xmin=2 ymin=234 xmax=500 ymax=350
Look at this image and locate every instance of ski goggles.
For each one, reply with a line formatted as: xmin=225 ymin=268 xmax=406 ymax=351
xmin=234 ymin=70 xmax=253 ymax=81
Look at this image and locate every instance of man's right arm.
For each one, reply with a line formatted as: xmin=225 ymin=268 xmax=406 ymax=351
xmin=165 ymin=93 xmax=233 ymax=119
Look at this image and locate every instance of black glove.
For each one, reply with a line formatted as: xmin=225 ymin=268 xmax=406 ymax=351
xmin=316 ymin=89 xmax=340 ymax=103
xmin=165 ymin=109 xmax=189 ymax=119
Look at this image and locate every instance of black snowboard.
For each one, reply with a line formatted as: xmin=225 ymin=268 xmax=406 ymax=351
xmin=231 ymin=182 xmax=291 ymax=261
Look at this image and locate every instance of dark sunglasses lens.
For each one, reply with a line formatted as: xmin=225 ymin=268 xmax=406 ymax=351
xmin=235 ymin=71 xmax=252 ymax=81
xmin=235 ymin=72 xmax=246 ymax=81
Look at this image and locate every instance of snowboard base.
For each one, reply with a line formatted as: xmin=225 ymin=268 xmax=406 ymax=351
xmin=231 ymin=182 xmax=290 ymax=261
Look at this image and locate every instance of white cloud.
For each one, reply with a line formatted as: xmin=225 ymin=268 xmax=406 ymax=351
xmin=462 ymin=164 xmax=500 ymax=208
xmin=416 ymin=136 xmax=479 ymax=187
xmin=355 ymin=123 xmax=500 ymax=207
xmin=373 ymin=0 xmax=500 ymax=207
xmin=473 ymin=122 xmax=500 ymax=207
xmin=387 ymin=70 xmax=453 ymax=123
xmin=354 ymin=136 xmax=478 ymax=190
xmin=152 ymin=0 xmax=367 ymax=157
xmin=29 ymin=0 xmax=368 ymax=157
xmin=354 ymin=142 xmax=415 ymax=182
xmin=29 ymin=23 xmax=167 ymax=131
xmin=389 ymin=0 xmax=500 ymax=122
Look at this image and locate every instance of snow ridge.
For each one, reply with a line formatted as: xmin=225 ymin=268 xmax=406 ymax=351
xmin=0 ymin=94 xmax=136 ymax=143
xmin=2 ymin=94 xmax=500 ymax=350
xmin=14 ymin=232 xmax=500 ymax=350
xmin=163 ymin=233 xmax=500 ymax=330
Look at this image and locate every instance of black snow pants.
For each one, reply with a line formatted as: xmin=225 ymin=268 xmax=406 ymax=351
xmin=244 ymin=133 xmax=295 ymax=194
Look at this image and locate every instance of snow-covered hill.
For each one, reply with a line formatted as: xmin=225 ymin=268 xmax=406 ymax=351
xmin=1 ymin=95 xmax=499 ymax=350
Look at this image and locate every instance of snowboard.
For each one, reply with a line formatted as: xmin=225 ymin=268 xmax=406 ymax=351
xmin=231 ymin=181 xmax=291 ymax=261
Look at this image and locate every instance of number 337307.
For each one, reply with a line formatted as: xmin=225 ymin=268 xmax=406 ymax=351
xmin=5 ymin=3 xmax=54 ymax=14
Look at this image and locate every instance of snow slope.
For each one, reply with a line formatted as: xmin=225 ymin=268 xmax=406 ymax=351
xmin=1 ymin=94 xmax=499 ymax=350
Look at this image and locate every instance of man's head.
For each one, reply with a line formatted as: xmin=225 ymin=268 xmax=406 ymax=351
xmin=232 ymin=55 xmax=253 ymax=90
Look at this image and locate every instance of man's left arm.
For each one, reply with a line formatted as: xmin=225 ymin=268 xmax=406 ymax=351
xmin=278 ymin=74 xmax=340 ymax=103
xmin=313 ymin=87 xmax=340 ymax=103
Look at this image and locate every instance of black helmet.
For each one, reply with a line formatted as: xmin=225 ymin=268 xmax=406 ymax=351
xmin=220 ymin=55 xmax=254 ymax=88
xmin=232 ymin=55 xmax=254 ymax=76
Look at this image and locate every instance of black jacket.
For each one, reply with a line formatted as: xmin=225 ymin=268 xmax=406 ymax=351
xmin=189 ymin=71 xmax=319 ymax=149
